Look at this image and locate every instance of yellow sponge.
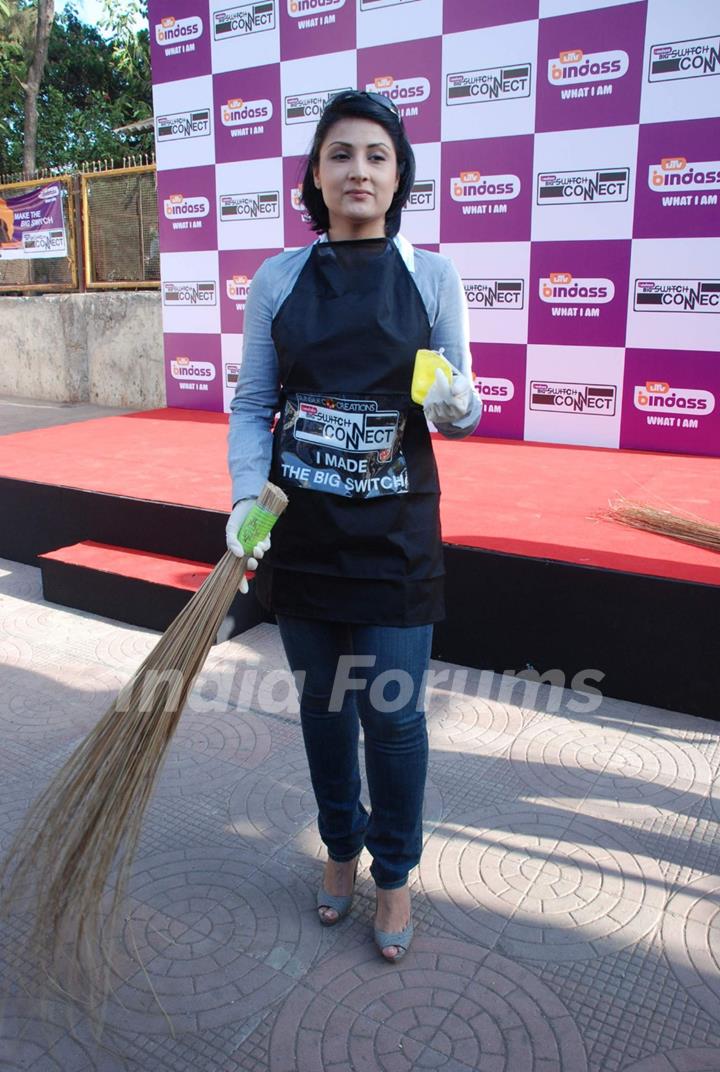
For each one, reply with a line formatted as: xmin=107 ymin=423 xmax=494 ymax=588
xmin=411 ymin=348 xmax=454 ymax=405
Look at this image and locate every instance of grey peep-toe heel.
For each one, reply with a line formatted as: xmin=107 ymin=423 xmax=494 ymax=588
xmin=374 ymin=918 xmax=414 ymax=962
xmin=317 ymin=857 xmax=360 ymax=926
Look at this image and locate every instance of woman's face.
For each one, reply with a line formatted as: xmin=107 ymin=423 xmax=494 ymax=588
xmin=313 ymin=117 xmax=400 ymax=241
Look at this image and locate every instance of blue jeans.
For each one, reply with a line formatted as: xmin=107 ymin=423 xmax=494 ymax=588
xmin=276 ymin=615 xmax=432 ymax=890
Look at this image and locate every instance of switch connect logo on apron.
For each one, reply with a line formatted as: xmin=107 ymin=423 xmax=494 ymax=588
xmin=279 ymin=391 xmax=409 ymax=498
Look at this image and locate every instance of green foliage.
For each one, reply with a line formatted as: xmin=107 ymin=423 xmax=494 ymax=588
xmin=0 ymin=0 xmax=153 ymax=175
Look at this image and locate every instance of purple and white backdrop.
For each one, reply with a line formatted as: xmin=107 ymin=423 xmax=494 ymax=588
xmin=148 ymin=0 xmax=720 ymax=457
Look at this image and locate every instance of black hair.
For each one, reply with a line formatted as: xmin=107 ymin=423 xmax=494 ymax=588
xmin=300 ymin=92 xmax=416 ymax=238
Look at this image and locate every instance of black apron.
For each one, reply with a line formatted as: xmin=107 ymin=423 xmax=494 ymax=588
xmin=255 ymin=237 xmax=444 ymax=626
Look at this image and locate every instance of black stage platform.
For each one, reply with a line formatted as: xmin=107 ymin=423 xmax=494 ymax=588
xmin=0 ymin=411 xmax=718 ymax=717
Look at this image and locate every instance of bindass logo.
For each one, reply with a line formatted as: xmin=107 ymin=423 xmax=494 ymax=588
xmin=648 ymin=156 xmax=720 ymax=192
xmin=463 ymin=279 xmax=524 ymax=308
xmin=163 ymin=193 xmax=209 ymax=218
xmin=155 ymin=14 xmax=203 ymax=46
xmin=451 ymin=170 xmax=521 ymax=203
xmin=649 ymin=36 xmax=720 ymax=83
xmin=365 ymin=74 xmax=430 ymax=106
xmin=537 ymin=168 xmax=630 ymax=205
xmin=539 ymin=272 xmax=614 ymax=304
xmin=288 ymin=0 xmax=344 ymax=14
xmin=474 ymin=376 xmax=515 ymax=403
xmin=285 ymin=87 xmax=352 ymax=124
xmin=38 ymin=185 xmax=60 ymax=200
xmin=548 ymin=48 xmax=628 ymax=85
xmin=226 ymin=274 xmax=252 ymax=300
xmin=221 ymin=97 xmax=273 ymax=127
xmin=163 ymin=281 xmax=217 ymax=306
xmin=633 ymin=381 xmax=715 ymax=414
xmin=214 ymin=1 xmax=275 ymax=41
xmin=446 ymin=64 xmax=531 ymax=105
xmin=170 ymin=356 xmax=216 ymax=381
xmin=530 ymin=381 xmax=617 ymax=415
xmin=634 ymin=279 xmax=720 ymax=312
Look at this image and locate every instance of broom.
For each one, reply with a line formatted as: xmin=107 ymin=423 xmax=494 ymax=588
xmin=0 ymin=480 xmax=288 ymax=1014
xmin=602 ymin=497 xmax=720 ymax=553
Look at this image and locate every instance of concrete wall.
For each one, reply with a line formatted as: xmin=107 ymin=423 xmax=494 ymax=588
xmin=0 ymin=291 xmax=165 ymax=409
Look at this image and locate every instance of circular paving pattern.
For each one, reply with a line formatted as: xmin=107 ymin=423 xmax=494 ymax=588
xmin=223 ymin=622 xmax=288 ymax=665
xmin=227 ymin=755 xmax=445 ymax=861
xmin=1 ymin=662 xmax=125 ymax=741
xmin=295 ymin=768 xmax=445 ymax=863
xmin=708 ymin=773 xmax=720 ymax=823
xmin=43 ymin=655 xmax=126 ymax=694
xmin=622 ymin=1049 xmax=720 ymax=1072
xmin=1 ymin=599 xmax=89 ymax=645
xmin=155 ymin=707 xmax=272 ymax=796
xmin=0 ymin=633 xmax=34 ymax=669
xmin=508 ymin=721 xmax=714 ymax=817
xmin=101 ymin=847 xmax=320 ymax=1034
xmin=662 ymin=875 xmax=720 ymax=1022
xmin=91 ymin=628 xmax=159 ymax=672
xmin=0 ymin=1002 xmax=126 ymax=1072
xmin=419 ymin=808 xmax=665 ymax=959
xmin=269 ymin=937 xmax=587 ymax=1072
xmin=427 ymin=690 xmax=531 ymax=756
xmin=0 ymin=563 xmax=43 ymax=601
xmin=187 ymin=659 xmax=282 ymax=715
xmin=0 ymin=780 xmax=37 ymax=854
xmin=228 ymin=753 xmax=318 ymax=854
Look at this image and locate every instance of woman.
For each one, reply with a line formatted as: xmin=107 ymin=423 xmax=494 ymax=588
xmin=226 ymin=90 xmax=481 ymax=962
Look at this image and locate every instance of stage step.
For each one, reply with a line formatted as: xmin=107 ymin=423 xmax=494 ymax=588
xmin=39 ymin=541 xmax=268 ymax=643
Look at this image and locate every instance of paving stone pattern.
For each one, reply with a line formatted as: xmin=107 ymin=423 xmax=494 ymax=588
xmin=1 ymin=557 xmax=719 ymax=1071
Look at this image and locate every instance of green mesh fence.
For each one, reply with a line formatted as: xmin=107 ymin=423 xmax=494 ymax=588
xmin=85 ymin=168 xmax=159 ymax=285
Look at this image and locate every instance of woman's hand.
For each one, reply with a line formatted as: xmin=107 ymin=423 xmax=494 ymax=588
xmin=423 ymin=368 xmax=473 ymax=425
xmin=225 ymin=498 xmax=272 ymax=594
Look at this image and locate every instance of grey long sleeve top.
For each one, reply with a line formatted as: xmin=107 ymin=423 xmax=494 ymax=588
xmin=227 ymin=233 xmax=482 ymax=505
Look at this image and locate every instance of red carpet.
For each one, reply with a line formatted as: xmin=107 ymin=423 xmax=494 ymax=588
xmin=1 ymin=407 xmax=719 ymax=587
xmin=40 ymin=541 xmax=214 ymax=590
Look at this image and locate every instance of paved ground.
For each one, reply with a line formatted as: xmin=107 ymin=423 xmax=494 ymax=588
xmin=0 ymin=395 xmax=135 ymax=435
xmin=1 ymin=557 xmax=720 ymax=1072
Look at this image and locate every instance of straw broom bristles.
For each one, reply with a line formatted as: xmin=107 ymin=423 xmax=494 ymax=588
xmin=0 ymin=481 xmax=288 ymax=1018
xmin=602 ymin=497 xmax=720 ymax=553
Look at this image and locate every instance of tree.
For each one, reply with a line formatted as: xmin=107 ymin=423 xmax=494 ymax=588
xmin=96 ymin=0 xmax=153 ymax=134
xmin=0 ymin=0 xmax=37 ymax=171
xmin=22 ymin=0 xmax=54 ymax=173
xmin=0 ymin=2 xmax=153 ymax=176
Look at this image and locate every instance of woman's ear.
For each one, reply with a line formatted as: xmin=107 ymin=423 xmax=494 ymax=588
xmin=313 ymin=164 xmax=321 ymax=191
